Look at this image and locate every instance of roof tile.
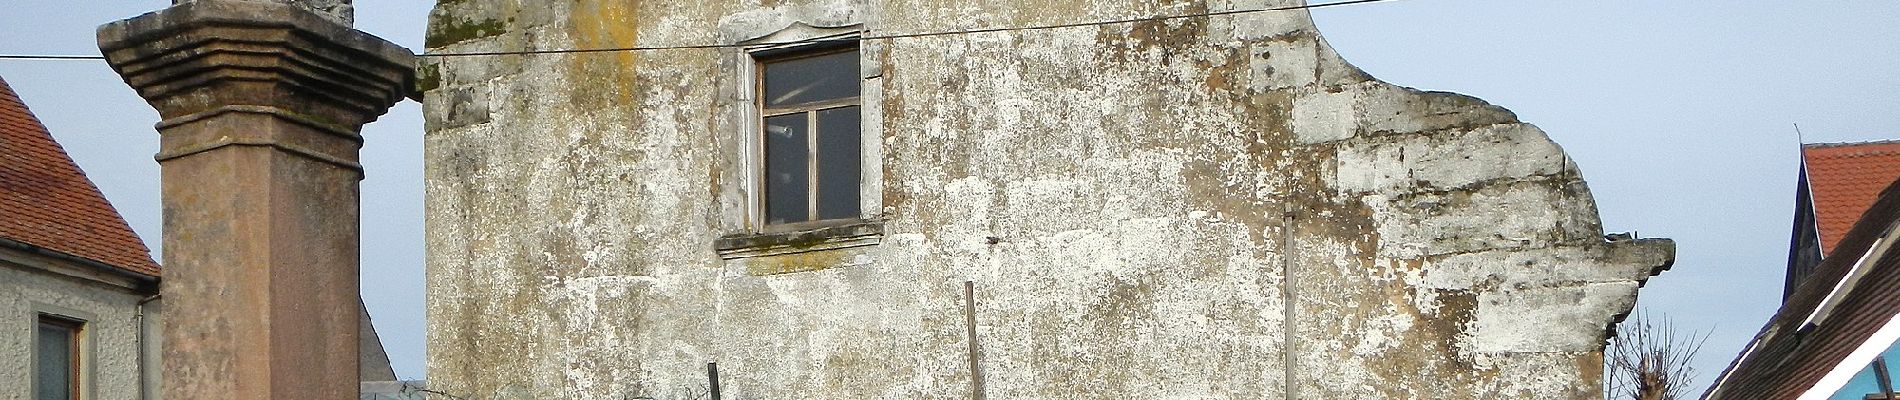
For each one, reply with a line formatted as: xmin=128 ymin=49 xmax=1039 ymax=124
xmin=1804 ymin=141 xmax=1900 ymax=255
xmin=0 ymin=76 xmax=159 ymax=276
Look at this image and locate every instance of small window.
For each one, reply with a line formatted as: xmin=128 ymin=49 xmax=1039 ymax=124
xmin=758 ymin=44 xmax=861 ymax=227
xmin=36 ymin=315 xmax=83 ymax=400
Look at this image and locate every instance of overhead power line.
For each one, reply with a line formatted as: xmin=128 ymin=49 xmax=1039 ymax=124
xmin=0 ymin=0 xmax=1401 ymax=61
xmin=0 ymin=54 xmax=107 ymax=61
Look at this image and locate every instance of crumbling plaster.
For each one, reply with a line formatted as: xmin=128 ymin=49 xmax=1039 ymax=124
xmin=421 ymin=0 xmax=1673 ymax=398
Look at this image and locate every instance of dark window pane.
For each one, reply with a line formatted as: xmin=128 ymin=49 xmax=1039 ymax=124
xmin=764 ymin=113 xmax=810 ymax=224
xmin=762 ymin=50 xmax=860 ymax=107
xmin=36 ymin=320 xmax=75 ymax=400
xmin=815 ymin=106 xmax=861 ymax=220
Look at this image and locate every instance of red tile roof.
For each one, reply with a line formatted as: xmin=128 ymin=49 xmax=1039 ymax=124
xmin=1804 ymin=141 xmax=1900 ymax=255
xmin=0 ymin=76 xmax=159 ymax=276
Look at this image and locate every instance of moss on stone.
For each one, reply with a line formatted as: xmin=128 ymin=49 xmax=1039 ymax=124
xmin=745 ymin=250 xmax=847 ymax=276
xmin=426 ymin=17 xmax=507 ymax=48
xmin=415 ymin=61 xmax=442 ymax=93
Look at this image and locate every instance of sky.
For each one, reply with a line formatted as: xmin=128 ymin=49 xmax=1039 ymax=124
xmin=3 ymin=0 xmax=1898 ymax=391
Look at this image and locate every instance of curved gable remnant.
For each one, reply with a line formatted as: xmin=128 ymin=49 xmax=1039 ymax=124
xmin=420 ymin=1 xmax=1672 ymax=398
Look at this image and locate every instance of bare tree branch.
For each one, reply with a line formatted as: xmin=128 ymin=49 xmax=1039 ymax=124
xmin=1605 ymin=310 xmax=1711 ymax=400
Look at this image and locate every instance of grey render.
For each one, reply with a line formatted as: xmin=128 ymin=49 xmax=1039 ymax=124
xmin=419 ymin=0 xmax=1674 ymax=398
xmin=0 ymin=246 xmax=158 ymax=400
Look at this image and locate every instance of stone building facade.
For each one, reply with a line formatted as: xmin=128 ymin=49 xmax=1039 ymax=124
xmin=420 ymin=1 xmax=1675 ymax=398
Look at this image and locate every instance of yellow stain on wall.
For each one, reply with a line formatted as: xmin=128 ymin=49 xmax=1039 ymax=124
xmin=567 ymin=0 xmax=644 ymax=101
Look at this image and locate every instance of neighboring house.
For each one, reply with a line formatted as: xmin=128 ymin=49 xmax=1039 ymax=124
xmin=1708 ymin=141 xmax=1900 ymax=399
xmin=419 ymin=2 xmax=1674 ymax=398
xmin=0 ymin=74 xmax=400 ymax=399
xmin=0 ymin=76 xmax=162 ymax=400
xmin=1786 ymin=141 xmax=1900 ymax=298
xmin=1706 ymin=171 xmax=1900 ymax=400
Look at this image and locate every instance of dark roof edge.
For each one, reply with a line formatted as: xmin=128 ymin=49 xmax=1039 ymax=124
xmin=0 ymin=236 xmax=159 ymax=283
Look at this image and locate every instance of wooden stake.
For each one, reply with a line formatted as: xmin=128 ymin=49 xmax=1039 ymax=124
xmin=964 ymin=280 xmax=986 ymax=400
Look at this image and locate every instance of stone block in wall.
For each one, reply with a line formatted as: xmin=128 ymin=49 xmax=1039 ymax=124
xmin=1219 ymin=0 xmax=1311 ymax=41
xmin=1294 ymin=81 xmax=1521 ymax=145
xmin=1418 ymin=239 xmax=1674 ymax=291
xmin=1357 ymin=85 xmax=1518 ymax=137
xmin=423 ymin=85 xmax=491 ymax=131
xmin=1247 ymin=34 xmax=1319 ymax=92
xmin=1366 ymin=179 xmax=1602 ymax=258
xmin=1468 ymin=281 xmax=1641 ymax=353
xmin=1333 ymin=123 xmax=1570 ymax=195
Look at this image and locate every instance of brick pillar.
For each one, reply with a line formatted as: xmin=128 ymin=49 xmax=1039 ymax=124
xmin=97 ymin=1 xmax=412 ymax=398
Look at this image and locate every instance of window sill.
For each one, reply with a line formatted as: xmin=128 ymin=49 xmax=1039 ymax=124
xmin=714 ymin=219 xmax=883 ymax=260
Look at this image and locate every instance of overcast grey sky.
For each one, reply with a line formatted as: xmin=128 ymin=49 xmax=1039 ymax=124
xmin=4 ymin=0 xmax=1897 ymax=390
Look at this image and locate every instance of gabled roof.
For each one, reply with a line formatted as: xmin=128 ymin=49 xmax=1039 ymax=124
xmin=1706 ymin=176 xmax=1900 ymax=399
xmin=0 ymin=76 xmax=159 ymax=276
xmin=1803 ymin=141 xmax=1900 ymax=255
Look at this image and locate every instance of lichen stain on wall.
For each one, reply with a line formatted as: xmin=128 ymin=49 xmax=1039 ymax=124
xmin=565 ymin=0 xmax=644 ymax=107
xmin=421 ymin=0 xmax=1674 ymax=398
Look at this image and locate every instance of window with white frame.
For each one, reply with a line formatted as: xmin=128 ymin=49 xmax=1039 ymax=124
xmin=756 ymin=43 xmax=862 ymax=228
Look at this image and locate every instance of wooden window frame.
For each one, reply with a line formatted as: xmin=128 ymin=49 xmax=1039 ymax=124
xmin=715 ymin=21 xmax=885 ymax=262
xmin=752 ymin=42 xmax=863 ymax=233
xmin=36 ymin=314 xmax=85 ymax=400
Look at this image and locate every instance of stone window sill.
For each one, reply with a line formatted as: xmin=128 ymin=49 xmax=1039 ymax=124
xmin=714 ymin=219 xmax=883 ymax=260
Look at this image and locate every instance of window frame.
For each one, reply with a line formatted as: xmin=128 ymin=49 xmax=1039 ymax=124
xmin=715 ymin=20 xmax=886 ymax=262
xmin=743 ymin=32 xmax=872 ymax=233
xmin=34 ymin=313 xmax=86 ymax=400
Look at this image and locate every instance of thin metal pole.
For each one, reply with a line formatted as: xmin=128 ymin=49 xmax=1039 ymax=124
xmin=135 ymin=291 xmax=161 ymax=400
xmin=964 ymin=280 xmax=986 ymax=400
xmin=707 ymin=362 xmax=722 ymax=400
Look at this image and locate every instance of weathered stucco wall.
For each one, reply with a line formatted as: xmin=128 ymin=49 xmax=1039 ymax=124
xmin=0 ymin=253 xmax=152 ymax=400
xmin=421 ymin=0 xmax=1673 ymax=398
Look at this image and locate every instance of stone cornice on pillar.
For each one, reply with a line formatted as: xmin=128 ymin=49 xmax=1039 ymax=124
xmin=98 ymin=0 xmax=413 ymax=160
xmin=97 ymin=1 xmax=409 ymax=398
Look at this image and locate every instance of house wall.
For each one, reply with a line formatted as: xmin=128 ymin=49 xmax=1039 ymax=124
xmin=420 ymin=0 xmax=1673 ymax=398
xmin=0 ymin=250 xmax=153 ymax=400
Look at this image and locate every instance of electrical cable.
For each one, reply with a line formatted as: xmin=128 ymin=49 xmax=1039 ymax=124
xmin=0 ymin=0 xmax=1402 ymax=61
xmin=0 ymin=54 xmax=106 ymax=60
